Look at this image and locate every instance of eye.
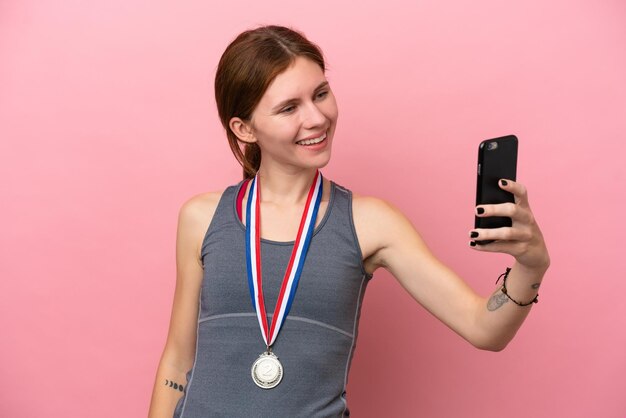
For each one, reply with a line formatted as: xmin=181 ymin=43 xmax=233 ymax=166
xmin=316 ymin=90 xmax=329 ymax=100
xmin=280 ymin=105 xmax=296 ymax=114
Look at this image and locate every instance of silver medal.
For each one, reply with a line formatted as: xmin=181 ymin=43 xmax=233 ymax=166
xmin=245 ymin=172 xmax=322 ymax=390
xmin=251 ymin=351 xmax=283 ymax=389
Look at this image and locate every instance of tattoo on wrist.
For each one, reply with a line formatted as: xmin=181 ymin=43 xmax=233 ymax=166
xmin=165 ymin=379 xmax=185 ymax=392
xmin=531 ymin=283 xmax=541 ymax=290
xmin=487 ymin=288 xmax=509 ymax=311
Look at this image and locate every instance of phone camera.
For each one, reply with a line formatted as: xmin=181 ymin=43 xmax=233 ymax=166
xmin=487 ymin=141 xmax=499 ymax=151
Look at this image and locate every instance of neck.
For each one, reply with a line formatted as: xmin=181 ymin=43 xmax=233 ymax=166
xmin=254 ymin=165 xmax=319 ymax=206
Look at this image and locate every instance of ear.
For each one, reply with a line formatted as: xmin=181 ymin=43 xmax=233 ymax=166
xmin=229 ymin=117 xmax=256 ymax=145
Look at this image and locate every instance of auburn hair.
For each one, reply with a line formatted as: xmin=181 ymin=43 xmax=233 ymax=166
xmin=214 ymin=25 xmax=326 ymax=179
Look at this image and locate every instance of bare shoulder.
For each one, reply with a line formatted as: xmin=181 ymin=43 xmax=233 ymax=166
xmin=352 ymin=192 xmax=411 ymax=234
xmin=351 ymin=191 xmax=415 ymax=274
xmin=351 ymin=190 xmax=441 ymax=288
xmin=180 ymin=190 xmax=223 ymax=217
xmin=178 ymin=189 xmax=226 ymax=262
xmin=352 ymin=192 xmax=403 ymax=216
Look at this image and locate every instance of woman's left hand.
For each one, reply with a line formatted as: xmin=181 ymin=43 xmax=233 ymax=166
xmin=470 ymin=179 xmax=550 ymax=271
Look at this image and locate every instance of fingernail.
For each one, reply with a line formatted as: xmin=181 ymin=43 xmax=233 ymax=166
xmin=476 ymin=207 xmax=485 ymax=215
xmin=470 ymin=231 xmax=479 ymax=238
xmin=469 ymin=241 xmax=476 ymax=247
xmin=500 ymin=180 xmax=508 ymax=186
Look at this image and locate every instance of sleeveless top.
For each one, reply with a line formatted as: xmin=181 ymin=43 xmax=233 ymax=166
xmin=173 ymin=179 xmax=374 ymax=418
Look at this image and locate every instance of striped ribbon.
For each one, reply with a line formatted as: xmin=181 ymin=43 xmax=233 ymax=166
xmin=245 ymin=170 xmax=323 ymax=347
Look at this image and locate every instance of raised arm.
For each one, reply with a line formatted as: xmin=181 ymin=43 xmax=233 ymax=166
xmin=148 ymin=192 xmax=219 ymax=417
xmin=359 ymin=179 xmax=549 ymax=351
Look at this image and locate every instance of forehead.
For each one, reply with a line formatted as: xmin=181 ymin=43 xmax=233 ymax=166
xmin=259 ymin=57 xmax=327 ymax=105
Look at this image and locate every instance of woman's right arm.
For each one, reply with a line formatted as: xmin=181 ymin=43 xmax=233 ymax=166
xmin=148 ymin=192 xmax=220 ymax=418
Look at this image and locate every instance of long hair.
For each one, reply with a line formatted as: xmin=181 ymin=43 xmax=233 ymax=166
xmin=214 ymin=25 xmax=326 ymax=179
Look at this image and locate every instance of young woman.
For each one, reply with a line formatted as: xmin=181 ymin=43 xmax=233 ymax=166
xmin=148 ymin=25 xmax=550 ymax=417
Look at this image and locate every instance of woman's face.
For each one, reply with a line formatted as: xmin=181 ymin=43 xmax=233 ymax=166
xmin=247 ymin=56 xmax=338 ymax=172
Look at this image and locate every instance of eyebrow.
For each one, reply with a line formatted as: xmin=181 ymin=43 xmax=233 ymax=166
xmin=271 ymin=81 xmax=330 ymax=113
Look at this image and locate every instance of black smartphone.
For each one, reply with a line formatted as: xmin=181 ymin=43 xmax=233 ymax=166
xmin=474 ymin=135 xmax=518 ymax=245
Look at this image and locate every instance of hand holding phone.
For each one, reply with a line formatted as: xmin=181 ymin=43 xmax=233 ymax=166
xmin=474 ymin=135 xmax=518 ymax=245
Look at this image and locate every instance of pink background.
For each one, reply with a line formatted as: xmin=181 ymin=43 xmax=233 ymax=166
xmin=1 ymin=1 xmax=625 ymax=417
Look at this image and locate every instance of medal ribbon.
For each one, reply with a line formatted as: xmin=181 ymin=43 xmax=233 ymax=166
xmin=245 ymin=170 xmax=323 ymax=348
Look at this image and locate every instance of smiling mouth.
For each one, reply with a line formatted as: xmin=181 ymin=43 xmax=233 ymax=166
xmin=296 ymin=132 xmax=327 ymax=146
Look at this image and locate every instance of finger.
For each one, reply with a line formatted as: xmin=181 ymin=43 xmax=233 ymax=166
xmin=475 ymin=202 xmax=532 ymax=223
xmin=469 ymin=227 xmax=532 ymax=242
xmin=469 ymin=239 xmax=526 ymax=255
xmin=498 ymin=179 xmax=528 ymax=206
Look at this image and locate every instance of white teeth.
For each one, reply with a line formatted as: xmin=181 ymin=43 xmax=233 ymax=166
xmin=297 ymin=133 xmax=327 ymax=145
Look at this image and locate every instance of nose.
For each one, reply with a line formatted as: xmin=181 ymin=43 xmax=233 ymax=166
xmin=301 ymin=101 xmax=326 ymax=129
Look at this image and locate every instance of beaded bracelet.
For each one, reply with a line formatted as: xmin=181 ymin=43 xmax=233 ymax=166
xmin=496 ymin=267 xmax=539 ymax=306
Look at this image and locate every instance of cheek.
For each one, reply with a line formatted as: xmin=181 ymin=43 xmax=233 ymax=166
xmin=255 ymin=118 xmax=297 ymax=142
xmin=325 ymin=96 xmax=339 ymax=122
xmin=258 ymin=122 xmax=298 ymax=149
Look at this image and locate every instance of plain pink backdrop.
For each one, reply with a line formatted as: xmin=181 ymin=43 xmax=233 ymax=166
xmin=1 ymin=1 xmax=625 ymax=417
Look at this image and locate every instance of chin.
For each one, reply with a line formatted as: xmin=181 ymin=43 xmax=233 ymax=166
xmin=299 ymin=155 xmax=331 ymax=172
xmin=315 ymin=152 xmax=332 ymax=169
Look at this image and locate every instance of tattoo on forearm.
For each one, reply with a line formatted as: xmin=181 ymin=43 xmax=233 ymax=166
xmin=487 ymin=288 xmax=509 ymax=311
xmin=531 ymin=283 xmax=541 ymax=290
xmin=165 ymin=379 xmax=185 ymax=392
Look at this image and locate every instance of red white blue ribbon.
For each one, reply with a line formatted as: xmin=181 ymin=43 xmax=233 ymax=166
xmin=245 ymin=170 xmax=323 ymax=347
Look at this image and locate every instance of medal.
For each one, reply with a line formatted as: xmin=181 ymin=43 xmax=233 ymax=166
xmin=245 ymin=170 xmax=323 ymax=389
xmin=251 ymin=350 xmax=283 ymax=389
